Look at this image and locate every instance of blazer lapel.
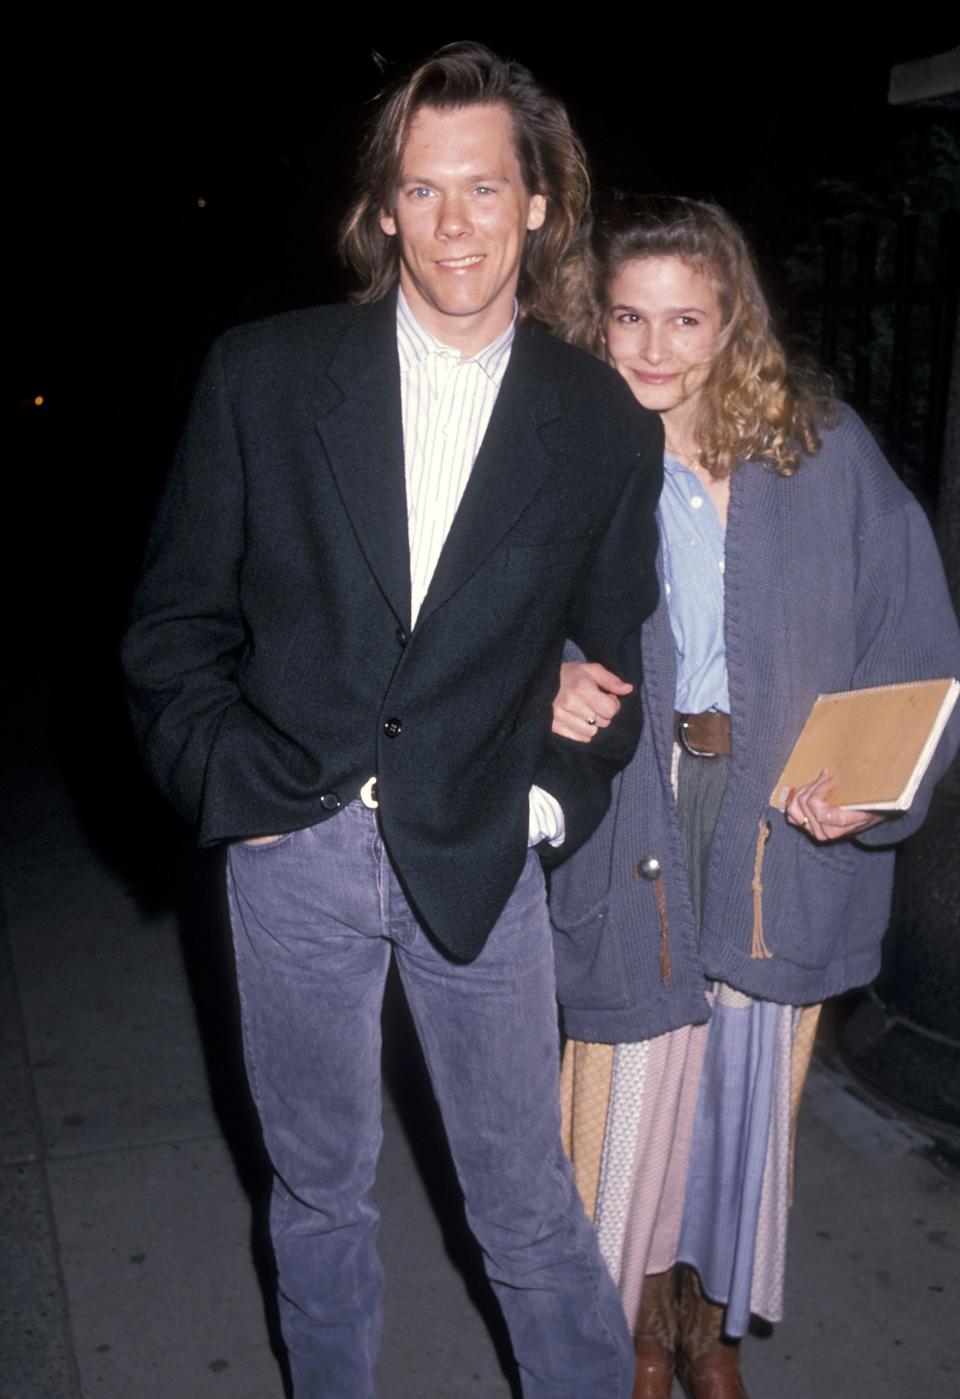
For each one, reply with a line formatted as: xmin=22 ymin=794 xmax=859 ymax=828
xmin=416 ymin=323 xmax=560 ymax=628
xmin=314 ymin=295 xmax=412 ymax=628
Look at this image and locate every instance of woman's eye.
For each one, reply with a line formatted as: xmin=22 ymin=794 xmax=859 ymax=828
xmin=678 ymin=316 xmax=699 ymax=327
xmin=408 ymin=186 xmax=432 ymax=199
xmin=474 ymin=185 xmax=496 ymax=196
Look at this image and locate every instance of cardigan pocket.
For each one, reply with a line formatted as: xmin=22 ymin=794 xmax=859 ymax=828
xmin=765 ymin=829 xmax=863 ymax=971
xmin=552 ymin=899 xmax=632 ymax=1010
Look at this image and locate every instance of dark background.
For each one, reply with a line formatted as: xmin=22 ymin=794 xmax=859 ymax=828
xmin=9 ymin=28 xmax=958 ymax=853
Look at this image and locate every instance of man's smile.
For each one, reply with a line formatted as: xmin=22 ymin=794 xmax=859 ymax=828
xmin=379 ymin=104 xmax=546 ymax=352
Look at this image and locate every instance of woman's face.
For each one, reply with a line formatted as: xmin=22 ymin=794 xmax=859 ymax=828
xmin=603 ymin=256 xmax=725 ymax=433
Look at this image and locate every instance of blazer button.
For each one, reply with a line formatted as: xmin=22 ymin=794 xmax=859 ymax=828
xmin=635 ymin=855 xmax=662 ymax=879
xmin=320 ymin=792 xmax=341 ymax=811
xmin=384 ymin=717 xmax=402 ymax=738
xmin=395 ymin=626 xmax=408 ymax=648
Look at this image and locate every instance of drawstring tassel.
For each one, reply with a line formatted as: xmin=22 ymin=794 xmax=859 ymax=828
xmin=751 ymin=817 xmax=773 ymax=959
xmin=633 ymin=857 xmax=672 ymax=983
xmin=654 ymin=875 xmax=672 ymax=982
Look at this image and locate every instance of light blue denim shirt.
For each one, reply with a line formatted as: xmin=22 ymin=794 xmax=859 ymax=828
xmin=659 ymin=452 xmax=730 ymax=714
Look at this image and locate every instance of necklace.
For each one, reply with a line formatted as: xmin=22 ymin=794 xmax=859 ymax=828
xmin=666 ymin=442 xmax=703 ymax=471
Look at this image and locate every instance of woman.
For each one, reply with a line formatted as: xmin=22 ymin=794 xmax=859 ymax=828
xmin=548 ymin=196 xmax=960 ymax=1399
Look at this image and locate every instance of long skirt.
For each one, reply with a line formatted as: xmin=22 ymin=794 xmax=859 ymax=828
xmin=559 ymin=748 xmax=821 ymax=1337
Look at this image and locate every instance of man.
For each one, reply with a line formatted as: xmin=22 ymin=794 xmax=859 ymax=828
xmin=123 ymin=42 xmax=662 ymax=1398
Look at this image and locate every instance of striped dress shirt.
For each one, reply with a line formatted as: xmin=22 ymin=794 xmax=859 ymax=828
xmin=396 ymin=290 xmax=563 ymax=847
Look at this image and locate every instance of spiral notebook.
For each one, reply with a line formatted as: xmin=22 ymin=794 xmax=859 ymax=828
xmin=770 ymin=677 xmax=959 ymax=812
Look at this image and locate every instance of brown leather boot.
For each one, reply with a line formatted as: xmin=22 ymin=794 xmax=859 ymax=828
xmin=631 ymin=1269 xmax=678 ymax=1399
xmin=675 ymin=1267 xmax=749 ymax=1399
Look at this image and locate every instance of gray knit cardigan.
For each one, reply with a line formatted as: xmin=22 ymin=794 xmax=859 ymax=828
xmin=550 ymin=406 xmax=960 ymax=1044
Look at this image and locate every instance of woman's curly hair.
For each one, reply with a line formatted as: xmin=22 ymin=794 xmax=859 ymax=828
xmin=557 ymin=194 xmax=832 ymax=477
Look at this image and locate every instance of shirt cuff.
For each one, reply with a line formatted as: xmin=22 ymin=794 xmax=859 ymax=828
xmin=528 ymin=785 xmax=565 ymax=848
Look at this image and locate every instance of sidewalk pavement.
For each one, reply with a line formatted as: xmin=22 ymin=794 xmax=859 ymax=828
xmin=2 ymin=665 xmax=958 ymax=1399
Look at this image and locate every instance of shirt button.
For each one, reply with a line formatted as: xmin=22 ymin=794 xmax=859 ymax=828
xmin=395 ymin=626 xmax=408 ymax=648
xmin=690 ymin=495 xmax=703 ymax=508
xmin=384 ymin=717 xmax=402 ymax=738
xmin=320 ymin=792 xmax=341 ymax=811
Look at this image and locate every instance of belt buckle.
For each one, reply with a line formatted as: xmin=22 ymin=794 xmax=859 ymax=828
xmin=359 ymin=775 xmax=379 ymax=809
xmin=677 ymin=714 xmax=718 ymax=760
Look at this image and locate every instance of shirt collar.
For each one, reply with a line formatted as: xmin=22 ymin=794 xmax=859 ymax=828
xmin=662 ymin=449 xmax=693 ymax=479
xmin=396 ymin=287 xmax=516 ymax=385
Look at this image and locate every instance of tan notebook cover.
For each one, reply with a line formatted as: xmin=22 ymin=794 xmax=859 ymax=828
xmin=770 ymin=678 xmax=959 ymax=812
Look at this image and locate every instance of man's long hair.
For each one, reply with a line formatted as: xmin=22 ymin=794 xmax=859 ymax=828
xmin=561 ymin=194 xmax=832 ymax=477
xmin=338 ymin=42 xmax=590 ymax=327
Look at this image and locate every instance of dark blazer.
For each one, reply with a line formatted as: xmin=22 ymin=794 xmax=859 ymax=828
xmin=122 ymin=294 xmax=663 ymax=958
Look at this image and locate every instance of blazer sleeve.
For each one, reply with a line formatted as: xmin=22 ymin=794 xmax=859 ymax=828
xmin=121 ymin=337 xmax=253 ymax=828
xmin=535 ymin=403 xmax=663 ymax=862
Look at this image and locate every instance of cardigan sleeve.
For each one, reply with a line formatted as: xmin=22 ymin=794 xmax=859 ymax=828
xmin=844 ymin=420 xmax=960 ymax=846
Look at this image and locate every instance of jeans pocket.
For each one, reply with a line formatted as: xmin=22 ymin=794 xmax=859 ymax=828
xmin=237 ymin=831 xmax=297 ymax=851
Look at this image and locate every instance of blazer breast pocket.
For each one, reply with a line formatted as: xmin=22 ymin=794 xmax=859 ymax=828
xmin=506 ymin=534 xmax=592 ymax=576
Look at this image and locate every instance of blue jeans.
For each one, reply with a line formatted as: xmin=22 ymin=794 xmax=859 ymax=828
xmin=226 ymin=802 xmax=632 ymax=1398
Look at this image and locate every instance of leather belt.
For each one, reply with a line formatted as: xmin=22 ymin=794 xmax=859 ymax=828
xmin=359 ymin=776 xmax=379 ymax=809
xmin=674 ymin=711 xmax=731 ymax=759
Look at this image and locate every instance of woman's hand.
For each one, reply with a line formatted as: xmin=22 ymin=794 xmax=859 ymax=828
xmin=551 ymin=662 xmax=633 ymax=743
xmin=785 ymin=770 xmax=887 ymax=842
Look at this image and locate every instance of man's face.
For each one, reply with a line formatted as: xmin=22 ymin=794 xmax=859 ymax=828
xmin=379 ymin=102 xmax=547 ymax=354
